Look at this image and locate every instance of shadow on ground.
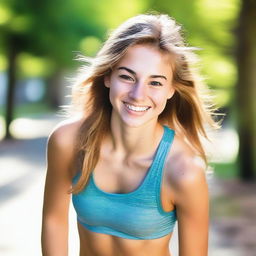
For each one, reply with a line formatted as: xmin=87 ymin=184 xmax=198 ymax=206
xmin=0 ymin=137 xmax=47 ymax=205
xmin=210 ymin=179 xmax=256 ymax=256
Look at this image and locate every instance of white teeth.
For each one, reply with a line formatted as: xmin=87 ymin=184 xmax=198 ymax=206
xmin=125 ymin=103 xmax=150 ymax=112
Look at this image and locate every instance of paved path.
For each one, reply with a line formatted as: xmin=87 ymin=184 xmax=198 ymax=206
xmin=0 ymin=114 xmax=254 ymax=255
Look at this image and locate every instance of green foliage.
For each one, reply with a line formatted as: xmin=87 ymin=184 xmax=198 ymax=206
xmin=0 ymin=102 xmax=54 ymax=119
xmin=0 ymin=3 xmax=13 ymax=26
xmin=0 ymin=54 xmax=7 ymax=70
xmin=148 ymin=0 xmax=240 ymax=108
xmin=0 ymin=0 xmax=240 ymax=108
xmin=79 ymin=36 xmax=102 ymax=57
xmin=210 ymin=161 xmax=238 ymax=179
xmin=17 ymin=53 xmax=56 ymax=78
xmin=13 ymin=102 xmax=54 ymax=118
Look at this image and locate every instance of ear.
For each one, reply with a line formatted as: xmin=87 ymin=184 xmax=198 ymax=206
xmin=167 ymin=87 xmax=175 ymax=100
xmin=104 ymin=75 xmax=110 ymax=88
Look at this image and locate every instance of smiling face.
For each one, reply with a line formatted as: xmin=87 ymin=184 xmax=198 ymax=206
xmin=104 ymin=44 xmax=175 ymax=128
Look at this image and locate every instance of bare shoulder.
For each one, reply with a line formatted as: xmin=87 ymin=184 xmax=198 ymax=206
xmin=47 ymin=116 xmax=85 ymax=175
xmin=48 ymin=116 xmax=84 ymax=148
xmin=166 ymin=134 xmax=209 ymax=255
xmin=166 ymin=134 xmax=208 ymax=201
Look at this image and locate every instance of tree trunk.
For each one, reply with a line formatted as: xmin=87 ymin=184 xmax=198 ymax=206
xmin=236 ymin=0 xmax=256 ymax=180
xmin=5 ymin=36 xmax=18 ymax=140
xmin=45 ymin=70 xmax=63 ymax=109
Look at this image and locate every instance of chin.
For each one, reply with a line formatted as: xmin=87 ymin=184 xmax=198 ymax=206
xmin=120 ymin=116 xmax=158 ymax=129
xmin=111 ymin=106 xmax=160 ymax=128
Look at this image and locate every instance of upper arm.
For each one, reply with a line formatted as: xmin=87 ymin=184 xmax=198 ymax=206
xmin=42 ymin=119 xmax=80 ymax=222
xmin=172 ymin=157 xmax=209 ymax=256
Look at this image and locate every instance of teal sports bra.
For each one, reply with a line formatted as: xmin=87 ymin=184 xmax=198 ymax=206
xmin=72 ymin=125 xmax=177 ymax=240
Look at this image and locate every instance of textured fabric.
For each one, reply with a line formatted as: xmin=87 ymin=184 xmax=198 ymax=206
xmin=72 ymin=125 xmax=177 ymax=240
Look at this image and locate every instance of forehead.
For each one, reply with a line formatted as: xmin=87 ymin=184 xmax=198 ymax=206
xmin=115 ymin=44 xmax=174 ymax=79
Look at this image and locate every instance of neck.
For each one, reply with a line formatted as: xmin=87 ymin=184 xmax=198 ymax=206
xmin=106 ymin=117 xmax=164 ymax=161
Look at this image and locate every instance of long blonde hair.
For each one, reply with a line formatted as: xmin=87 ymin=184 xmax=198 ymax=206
xmin=65 ymin=13 xmax=222 ymax=194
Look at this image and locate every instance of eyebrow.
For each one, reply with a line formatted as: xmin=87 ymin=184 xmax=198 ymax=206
xmin=117 ymin=66 xmax=167 ymax=81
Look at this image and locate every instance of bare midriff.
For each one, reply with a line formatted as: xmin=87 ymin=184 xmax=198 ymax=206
xmin=77 ymin=222 xmax=173 ymax=256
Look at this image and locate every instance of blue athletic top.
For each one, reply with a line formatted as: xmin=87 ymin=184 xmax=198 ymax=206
xmin=72 ymin=125 xmax=177 ymax=240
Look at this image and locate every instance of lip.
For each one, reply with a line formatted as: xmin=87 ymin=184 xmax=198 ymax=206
xmin=123 ymin=101 xmax=151 ymax=115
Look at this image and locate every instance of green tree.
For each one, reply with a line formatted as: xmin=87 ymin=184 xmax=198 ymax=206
xmin=0 ymin=0 xmax=103 ymax=139
xmin=236 ymin=0 xmax=256 ymax=180
xmin=149 ymin=0 xmax=238 ymax=108
xmin=0 ymin=0 xmax=146 ymax=139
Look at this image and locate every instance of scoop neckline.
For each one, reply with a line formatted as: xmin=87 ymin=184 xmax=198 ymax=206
xmin=91 ymin=126 xmax=168 ymax=196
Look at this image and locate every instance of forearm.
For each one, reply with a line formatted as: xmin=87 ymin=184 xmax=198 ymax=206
xmin=41 ymin=218 xmax=69 ymax=256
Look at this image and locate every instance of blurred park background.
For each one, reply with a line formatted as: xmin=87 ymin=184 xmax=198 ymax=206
xmin=0 ymin=0 xmax=255 ymax=255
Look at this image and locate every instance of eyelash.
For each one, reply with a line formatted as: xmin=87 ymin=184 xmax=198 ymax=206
xmin=119 ymin=75 xmax=163 ymax=86
xmin=150 ymin=81 xmax=162 ymax=86
xmin=119 ymin=75 xmax=134 ymax=81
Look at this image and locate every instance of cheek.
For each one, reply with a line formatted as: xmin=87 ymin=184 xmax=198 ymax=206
xmin=109 ymin=78 xmax=130 ymax=97
xmin=151 ymin=92 xmax=169 ymax=113
xmin=153 ymin=90 xmax=169 ymax=104
xmin=108 ymin=80 xmax=126 ymax=105
xmin=108 ymin=88 xmax=117 ymax=107
xmin=109 ymin=84 xmax=120 ymax=99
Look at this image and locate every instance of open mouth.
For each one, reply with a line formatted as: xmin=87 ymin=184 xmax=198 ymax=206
xmin=123 ymin=102 xmax=151 ymax=112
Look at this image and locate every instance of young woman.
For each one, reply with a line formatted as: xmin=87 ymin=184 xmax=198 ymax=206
xmin=41 ymin=13 xmax=220 ymax=256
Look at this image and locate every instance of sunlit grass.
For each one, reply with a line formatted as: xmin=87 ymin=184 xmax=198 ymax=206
xmin=0 ymin=102 xmax=239 ymax=179
xmin=0 ymin=102 xmax=55 ymax=119
xmin=210 ymin=161 xmax=238 ymax=179
xmin=0 ymin=102 xmax=62 ymax=140
xmin=0 ymin=102 xmax=56 ymax=139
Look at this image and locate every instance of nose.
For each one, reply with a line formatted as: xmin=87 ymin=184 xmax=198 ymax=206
xmin=128 ymin=81 xmax=147 ymax=101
